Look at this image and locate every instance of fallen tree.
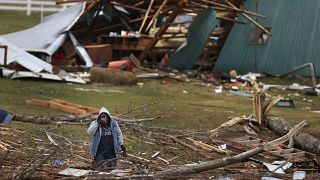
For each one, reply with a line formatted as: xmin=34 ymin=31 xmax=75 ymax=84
xmin=14 ymin=114 xmax=97 ymax=125
xmin=265 ymin=116 xmax=320 ymax=155
xmin=154 ymin=121 xmax=306 ymax=177
xmin=250 ymin=84 xmax=320 ymax=155
xmin=13 ymin=114 xmax=161 ymax=125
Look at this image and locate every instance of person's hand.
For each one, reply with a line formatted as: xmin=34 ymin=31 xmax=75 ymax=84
xmin=121 ymin=145 xmax=127 ymax=157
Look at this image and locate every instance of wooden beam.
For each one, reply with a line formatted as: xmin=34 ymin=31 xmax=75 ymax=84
xmin=110 ymin=2 xmax=154 ymax=13
xmin=224 ymin=0 xmax=271 ymax=36
xmin=84 ymin=0 xmax=101 ymax=14
xmin=26 ymin=99 xmax=99 ymax=114
xmin=89 ymin=16 xmax=153 ymax=35
xmin=49 ymin=101 xmax=87 ymax=115
xmin=170 ymin=136 xmax=212 ymax=159
xmin=145 ymin=0 xmax=169 ymax=31
xmin=217 ymin=15 xmax=246 ymax=24
xmin=195 ymin=0 xmax=266 ymax=18
xmin=182 ymin=9 xmax=246 ymax=24
xmin=186 ymin=138 xmax=226 ymax=154
xmin=51 ymin=99 xmax=99 ymax=113
xmin=139 ymin=2 xmax=184 ymax=60
xmin=185 ymin=3 xmax=230 ymax=12
xmin=25 ymin=99 xmax=49 ymax=108
xmin=139 ymin=0 xmax=154 ymax=33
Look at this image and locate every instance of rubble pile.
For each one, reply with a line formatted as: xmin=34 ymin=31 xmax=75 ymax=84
xmin=1 ymin=87 xmax=319 ymax=179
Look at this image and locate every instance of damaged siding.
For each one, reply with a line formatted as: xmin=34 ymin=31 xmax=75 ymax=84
xmin=214 ymin=0 xmax=320 ymax=76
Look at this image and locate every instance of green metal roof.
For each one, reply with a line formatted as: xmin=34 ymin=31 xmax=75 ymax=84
xmin=214 ymin=0 xmax=320 ymax=76
xmin=167 ymin=8 xmax=217 ymax=70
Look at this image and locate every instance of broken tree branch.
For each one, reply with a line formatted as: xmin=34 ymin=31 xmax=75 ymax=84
xmin=170 ymin=136 xmax=212 ymax=159
xmin=186 ymin=138 xmax=226 ymax=154
xmin=155 ymin=121 xmax=305 ymax=177
xmin=209 ymin=116 xmax=246 ymax=135
xmin=265 ymin=117 xmax=320 ymax=155
xmin=117 ymin=101 xmax=162 ymax=117
xmin=14 ymin=146 xmax=58 ymax=180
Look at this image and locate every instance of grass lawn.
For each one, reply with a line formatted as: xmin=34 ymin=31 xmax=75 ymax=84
xmin=0 ymin=11 xmax=52 ymax=34
xmin=1 ymin=77 xmax=319 ymax=134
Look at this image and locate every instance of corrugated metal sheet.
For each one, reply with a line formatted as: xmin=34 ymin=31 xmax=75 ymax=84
xmin=214 ymin=0 xmax=320 ymax=76
xmin=1 ymin=3 xmax=85 ymax=55
xmin=166 ymin=8 xmax=217 ymax=70
xmin=0 ymin=37 xmax=53 ymax=73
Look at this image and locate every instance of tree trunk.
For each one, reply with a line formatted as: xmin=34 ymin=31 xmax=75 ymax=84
xmin=265 ymin=116 xmax=320 ymax=155
xmin=155 ymin=147 xmax=264 ymax=177
xmin=14 ymin=114 xmax=96 ymax=125
xmin=155 ymin=120 xmax=305 ymax=177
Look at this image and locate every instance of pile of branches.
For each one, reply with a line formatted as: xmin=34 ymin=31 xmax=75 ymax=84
xmin=7 ymin=111 xmax=319 ymax=179
xmin=5 ymin=92 xmax=320 ymax=179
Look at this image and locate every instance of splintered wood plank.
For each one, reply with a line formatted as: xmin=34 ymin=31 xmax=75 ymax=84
xmin=270 ymin=148 xmax=295 ymax=155
xmin=26 ymin=98 xmax=99 ymax=114
xmin=139 ymin=2 xmax=184 ymax=60
xmin=25 ymin=99 xmax=50 ymax=107
xmin=49 ymin=101 xmax=87 ymax=115
xmin=186 ymin=138 xmax=226 ymax=154
xmin=51 ymin=99 xmax=99 ymax=113
xmin=282 ymin=152 xmax=306 ymax=159
xmin=170 ymin=136 xmax=212 ymax=159
xmin=81 ymin=107 xmax=99 ymax=113
xmin=51 ymin=99 xmax=83 ymax=108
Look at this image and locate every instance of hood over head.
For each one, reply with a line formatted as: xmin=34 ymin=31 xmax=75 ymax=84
xmin=99 ymin=107 xmax=111 ymax=116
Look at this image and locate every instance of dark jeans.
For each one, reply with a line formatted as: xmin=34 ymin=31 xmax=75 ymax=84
xmin=94 ymin=149 xmax=117 ymax=169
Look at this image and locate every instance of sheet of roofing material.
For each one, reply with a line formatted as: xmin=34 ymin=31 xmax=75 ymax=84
xmin=10 ymin=71 xmax=86 ymax=84
xmin=166 ymin=8 xmax=217 ymax=70
xmin=0 ymin=37 xmax=53 ymax=73
xmin=1 ymin=3 xmax=85 ymax=55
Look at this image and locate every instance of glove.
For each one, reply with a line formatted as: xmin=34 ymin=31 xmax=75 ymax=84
xmin=121 ymin=145 xmax=127 ymax=157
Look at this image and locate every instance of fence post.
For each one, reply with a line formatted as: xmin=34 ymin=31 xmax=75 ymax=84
xmin=27 ymin=0 xmax=31 ymax=16
xmin=62 ymin=4 xmax=67 ymax=11
xmin=41 ymin=3 xmax=44 ymax=21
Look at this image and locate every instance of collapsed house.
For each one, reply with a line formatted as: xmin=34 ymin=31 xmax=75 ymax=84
xmin=0 ymin=3 xmax=87 ymax=83
xmin=215 ymin=0 xmax=320 ymax=77
xmin=1 ymin=0 xmax=268 ymax=81
xmin=3 ymin=0 xmax=316 ymax=84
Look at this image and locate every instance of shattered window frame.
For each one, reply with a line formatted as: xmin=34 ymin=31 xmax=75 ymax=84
xmin=248 ymin=26 xmax=271 ymax=45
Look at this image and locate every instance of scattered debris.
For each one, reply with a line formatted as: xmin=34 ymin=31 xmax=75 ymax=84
xmin=263 ymin=161 xmax=292 ymax=174
xmin=58 ymin=168 xmax=92 ymax=177
xmin=0 ymin=109 xmax=14 ymax=124
xmin=1 ymin=0 xmax=320 ymax=179
xmin=276 ymin=99 xmax=295 ymax=108
xmin=293 ymin=171 xmax=306 ymax=180
xmin=6 ymin=94 xmax=320 ymax=179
